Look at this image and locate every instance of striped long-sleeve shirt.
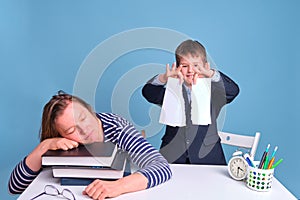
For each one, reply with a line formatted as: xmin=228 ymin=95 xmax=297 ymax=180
xmin=8 ymin=112 xmax=172 ymax=194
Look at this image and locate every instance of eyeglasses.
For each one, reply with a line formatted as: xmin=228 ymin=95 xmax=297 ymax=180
xmin=30 ymin=184 xmax=76 ymax=200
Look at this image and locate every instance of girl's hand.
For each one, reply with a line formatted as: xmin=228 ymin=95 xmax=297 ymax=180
xmin=26 ymin=138 xmax=79 ymax=172
xmin=37 ymin=137 xmax=79 ymax=159
xmin=43 ymin=137 xmax=79 ymax=151
xmin=83 ymin=179 xmax=122 ymax=200
xmin=83 ymin=173 xmax=147 ymax=200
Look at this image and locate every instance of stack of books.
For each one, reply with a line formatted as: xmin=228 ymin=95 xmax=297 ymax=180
xmin=42 ymin=142 xmax=129 ymax=185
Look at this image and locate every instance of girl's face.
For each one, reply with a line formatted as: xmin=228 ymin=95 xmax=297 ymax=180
xmin=55 ymin=101 xmax=103 ymax=144
xmin=179 ymin=54 xmax=206 ymax=86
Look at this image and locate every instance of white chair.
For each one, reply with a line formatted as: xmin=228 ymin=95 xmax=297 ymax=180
xmin=218 ymin=131 xmax=260 ymax=159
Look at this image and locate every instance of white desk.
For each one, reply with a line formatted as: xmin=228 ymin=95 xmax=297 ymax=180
xmin=18 ymin=164 xmax=297 ymax=200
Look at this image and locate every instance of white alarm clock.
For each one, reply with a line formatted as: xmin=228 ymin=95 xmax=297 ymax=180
xmin=228 ymin=151 xmax=248 ymax=181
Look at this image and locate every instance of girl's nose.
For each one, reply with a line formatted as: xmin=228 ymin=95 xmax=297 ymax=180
xmin=77 ymin=126 xmax=85 ymax=135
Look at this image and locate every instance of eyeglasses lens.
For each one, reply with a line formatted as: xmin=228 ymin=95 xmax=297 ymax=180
xmin=45 ymin=185 xmax=59 ymax=196
xmin=62 ymin=189 xmax=76 ymax=200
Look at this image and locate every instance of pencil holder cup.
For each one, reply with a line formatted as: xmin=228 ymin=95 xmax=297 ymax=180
xmin=246 ymin=166 xmax=274 ymax=192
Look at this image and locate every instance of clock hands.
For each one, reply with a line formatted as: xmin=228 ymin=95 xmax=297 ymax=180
xmin=237 ymin=166 xmax=244 ymax=176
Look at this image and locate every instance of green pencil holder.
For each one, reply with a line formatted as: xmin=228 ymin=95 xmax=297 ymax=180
xmin=246 ymin=166 xmax=274 ymax=192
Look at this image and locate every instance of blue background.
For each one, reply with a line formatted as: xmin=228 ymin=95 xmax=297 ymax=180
xmin=1 ymin=0 xmax=299 ymax=199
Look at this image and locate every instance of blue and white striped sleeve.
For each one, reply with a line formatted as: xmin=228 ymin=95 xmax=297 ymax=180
xmin=8 ymin=157 xmax=41 ymax=194
xmin=101 ymin=113 xmax=172 ymax=188
xmin=120 ymin=126 xmax=172 ymax=188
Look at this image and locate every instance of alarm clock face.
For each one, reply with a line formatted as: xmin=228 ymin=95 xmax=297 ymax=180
xmin=228 ymin=156 xmax=248 ymax=180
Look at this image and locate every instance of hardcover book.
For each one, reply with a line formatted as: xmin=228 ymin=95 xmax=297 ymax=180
xmin=52 ymin=150 xmax=128 ymax=179
xmin=42 ymin=141 xmax=117 ymax=167
xmin=60 ymin=170 xmax=132 ymax=186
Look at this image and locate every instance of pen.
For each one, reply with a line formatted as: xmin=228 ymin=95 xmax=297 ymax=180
xmin=258 ymin=144 xmax=270 ymax=169
xmin=271 ymin=158 xmax=283 ymax=169
xmin=243 ymin=153 xmax=255 ymax=167
xmin=271 ymin=146 xmax=278 ymax=158
xmin=267 ymin=146 xmax=278 ymax=169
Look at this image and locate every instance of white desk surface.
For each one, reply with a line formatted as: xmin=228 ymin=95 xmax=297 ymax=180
xmin=18 ymin=164 xmax=297 ymax=200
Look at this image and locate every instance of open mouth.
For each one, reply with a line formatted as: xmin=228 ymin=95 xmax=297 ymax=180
xmin=185 ymin=74 xmax=194 ymax=79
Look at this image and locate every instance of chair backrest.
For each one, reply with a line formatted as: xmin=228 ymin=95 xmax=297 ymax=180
xmin=218 ymin=131 xmax=260 ymax=159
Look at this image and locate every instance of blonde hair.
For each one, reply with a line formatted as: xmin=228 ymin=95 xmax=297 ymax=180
xmin=39 ymin=92 xmax=94 ymax=141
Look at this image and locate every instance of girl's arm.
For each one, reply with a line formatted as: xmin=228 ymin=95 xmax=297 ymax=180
xmin=26 ymin=138 xmax=78 ymax=171
xmin=83 ymin=113 xmax=172 ymax=200
xmin=8 ymin=138 xmax=78 ymax=194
